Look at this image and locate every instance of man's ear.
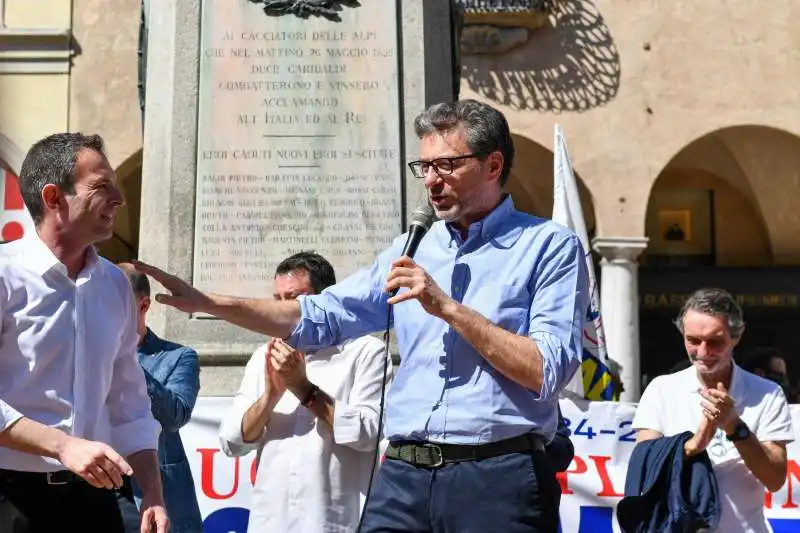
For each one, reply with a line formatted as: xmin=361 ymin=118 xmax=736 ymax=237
xmin=730 ymin=326 xmax=744 ymax=349
xmin=141 ymin=295 xmax=151 ymax=314
xmin=486 ymin=151 xmax=504 ymax=185
xmin=41 ymin=184 xmax=63 ymax=213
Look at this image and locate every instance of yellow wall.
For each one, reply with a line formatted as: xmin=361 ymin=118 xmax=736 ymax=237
xmin=0 ymin=76 xmax=69 ymax=158
xmin=4 ymin=0 xmax=71 ymax=28
xmin=3 ymin=1 xmax=800 ymax=269
xmin=69 ymin=0 xmax=143 ymax=168
xmin=460 ymin=0 xmax=800 ymax=252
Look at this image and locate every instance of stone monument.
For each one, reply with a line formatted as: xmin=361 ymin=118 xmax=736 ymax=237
xmin=140 ymin=0 xmax=455 ymax=393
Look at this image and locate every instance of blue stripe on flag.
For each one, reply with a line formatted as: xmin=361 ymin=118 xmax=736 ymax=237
xmin=581 ymin=350 xmax=616 ymax=401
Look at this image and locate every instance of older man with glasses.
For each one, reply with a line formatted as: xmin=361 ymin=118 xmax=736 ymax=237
xmin=136 ymin=99 xmax=588 ymax=533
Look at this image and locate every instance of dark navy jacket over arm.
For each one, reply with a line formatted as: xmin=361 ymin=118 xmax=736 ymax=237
xmin=617 ymin=431 xmax=721 ymax=533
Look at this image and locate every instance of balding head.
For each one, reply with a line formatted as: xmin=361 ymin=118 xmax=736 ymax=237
xmin=118 ymin=262 xmax=151 ymax=298
xmin=118 ymin=262 xmax=151 ymax=341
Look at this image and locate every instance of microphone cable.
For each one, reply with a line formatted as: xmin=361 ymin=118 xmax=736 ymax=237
xmin=355 ymin=200 xmax=435 ymax=532
xmin=355 ymin=303 xmax=393 ymax=533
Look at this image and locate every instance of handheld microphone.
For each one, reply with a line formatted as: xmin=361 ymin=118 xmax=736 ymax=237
xmin=390 ymin=201 xmax=437 ymax=297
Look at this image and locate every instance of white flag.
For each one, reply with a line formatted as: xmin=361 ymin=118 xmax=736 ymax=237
xmin=552 ymin=125 xmax=614 ymax=401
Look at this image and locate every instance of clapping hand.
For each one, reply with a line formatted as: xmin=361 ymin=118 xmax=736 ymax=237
xmin=265 ymin=339 xmax=287 ymax=403
xmin=269 ymin=338 xmax=308 ymax=393
xmin=700 ymin=382 xmax=738 ymax=434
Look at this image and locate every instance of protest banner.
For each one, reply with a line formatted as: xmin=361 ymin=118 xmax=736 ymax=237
xmin=182 ymin=397 xmax=800 ymax=532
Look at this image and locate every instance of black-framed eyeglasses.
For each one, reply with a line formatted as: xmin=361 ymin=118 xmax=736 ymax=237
xmin=407 ymin=153 xmax=486 ymax=179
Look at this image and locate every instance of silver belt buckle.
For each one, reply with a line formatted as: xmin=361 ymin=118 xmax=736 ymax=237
xmin=419 ymin=443 xmax=444 ymax=468
xmin=46 ymin=471 xmax=68 ymax=485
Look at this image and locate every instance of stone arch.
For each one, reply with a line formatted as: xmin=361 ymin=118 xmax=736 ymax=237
xmin=97 ymin=150 xmax=143 ymax=263
xmin=506 ymin=133 xmax=596 ymax=235
xmin=644 ymin=125 xmax=800 ymax=266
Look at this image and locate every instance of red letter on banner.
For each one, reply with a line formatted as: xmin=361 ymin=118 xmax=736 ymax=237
xmin=251 ymin=456 xmax=258 ymax=486
xmin=588 ymin=456 xmax=623 ymax=497
xmin=557 ymin=456 xmax=588 ymax=495
xmin=781 ymin=459 xmax=800 ymax=509
xmin=198 ymin=448 xmax=240 ymax=500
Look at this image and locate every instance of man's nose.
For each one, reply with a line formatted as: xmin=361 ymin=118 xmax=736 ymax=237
xmin=110 ymin=185 xmax=126 ymax=207
xmin=423 ymin=166 xmax=442 ymax=188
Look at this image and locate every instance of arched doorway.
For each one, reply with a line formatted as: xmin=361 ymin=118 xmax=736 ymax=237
xmin=505 ymin=134 xmax=596 ymax=230
xmin=639 ymin=125 xmax=800 ymax=383
xmin=97 ymin=150 xmax=142 ymax=263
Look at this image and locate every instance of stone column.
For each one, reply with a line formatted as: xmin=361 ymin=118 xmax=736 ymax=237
xmin=592 ymin=237 xmax=648 ymax=401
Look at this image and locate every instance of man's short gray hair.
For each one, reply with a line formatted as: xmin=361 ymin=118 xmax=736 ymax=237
xmin=413 ymin=99 xmax=515 ymax=186
xmin=674 ymin=288 xmax=745 ymax=339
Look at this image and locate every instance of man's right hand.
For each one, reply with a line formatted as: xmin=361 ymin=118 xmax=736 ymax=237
xmin=131 ymin=260 xmax=212 ymax=314
xmin=685 ymin=413 xmax=718 ymax=458
xmin=266 ymin=339 xmax=287 ymax=403
xmin=57 ymin=436 xmax=133 ymax=489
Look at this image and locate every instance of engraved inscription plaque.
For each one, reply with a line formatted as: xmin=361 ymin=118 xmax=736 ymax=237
xmin=194 ymin=0 xmax=402 ymax=298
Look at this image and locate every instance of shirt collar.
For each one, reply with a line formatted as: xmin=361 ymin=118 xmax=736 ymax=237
xmin=305 ymin=344 xmax=341 ymax=361
xmin=443 ymin=194 xmax=520 ymax=248
xmin=17 ymin=230 xmax=67 ymax=277
xmin=685 ymin=362 xmax=745 ymax=398
xmin=14 ymin=231 xmax=101 ymax=280
xmin=139 ymin=328 xmax=161 ymax=354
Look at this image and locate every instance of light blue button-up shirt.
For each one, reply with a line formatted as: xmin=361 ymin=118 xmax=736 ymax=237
xmin=287 ymin=196 xmax=588 ymax=444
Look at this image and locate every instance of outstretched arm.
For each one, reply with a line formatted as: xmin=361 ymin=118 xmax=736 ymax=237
xmin=133 ymin=261 xmax=300 ymax=338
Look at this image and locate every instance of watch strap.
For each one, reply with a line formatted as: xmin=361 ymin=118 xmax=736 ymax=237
xmin=726 ymin=421 xmax=750 ymax=442
xmin=301 ymin=384 xmax=319 ymax=407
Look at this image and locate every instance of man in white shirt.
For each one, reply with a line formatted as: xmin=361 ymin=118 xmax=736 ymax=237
xmin=218 ymin=251 xmax=393 ymax=532
xmin=633 ymin=288 xmax=794 ymax=533
xmin=0 ymin=133 xmax=167 ymax=533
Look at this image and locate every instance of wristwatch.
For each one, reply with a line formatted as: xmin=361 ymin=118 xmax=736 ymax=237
xmin=301 ymin=384 xmax=320 ymax=408
xmin=726 ymin=421 xmax=751 ymax=442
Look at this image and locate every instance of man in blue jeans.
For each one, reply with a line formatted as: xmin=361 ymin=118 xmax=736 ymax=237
xmin=116 ymin=263 xmax=203 ymax=533
xmin=136 ymin=99 xmax=588 ymax=532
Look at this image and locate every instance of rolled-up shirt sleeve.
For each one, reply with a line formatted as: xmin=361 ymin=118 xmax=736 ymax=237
xmin=529 ymin=231 xmax=588 ymax=401
xmin=143 ymin=348 xmax=200 ymax=433
xmin=0 ymin=401 xmax=23 ymax=433
xmin=219 ymin=346 xmax=267 ymax=457
xmin=286 ymin=242 xmax=398 ymax=352
xmin=0 ymin=284 xmax=22 ymax=432
xmin=107 ymin=287 xmax=160 ymax=457
xmin=331 ymin=338 xmax=393 ymax=452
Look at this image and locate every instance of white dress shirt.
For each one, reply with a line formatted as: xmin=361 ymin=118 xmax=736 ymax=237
xmin=633 ymin=364 xmax=795 ymax=533
xmin=0 ymin=233 xmax=159 ymax=472
xmin=219 ymin=335 xmax=393 ymax=533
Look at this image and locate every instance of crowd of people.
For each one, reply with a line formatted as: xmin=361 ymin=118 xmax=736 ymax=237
xmin=0 ymin=99 xmax=793 ymax=533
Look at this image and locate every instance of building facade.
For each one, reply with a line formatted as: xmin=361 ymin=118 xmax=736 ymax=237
xmin=0 ymin=0 xmax=144 ymax=260
xmin=457 ymin=0 xmax=800 ymax=399
xmin=2 ymin=0 xmax=799 ymax=397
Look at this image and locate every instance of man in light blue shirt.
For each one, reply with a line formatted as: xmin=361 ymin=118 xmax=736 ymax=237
xmin=137 ymin=99 xmax=588 ymax=532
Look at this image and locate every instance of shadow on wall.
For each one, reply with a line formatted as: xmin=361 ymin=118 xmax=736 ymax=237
xmin=462 ymin=0 xmax=620 ymax=113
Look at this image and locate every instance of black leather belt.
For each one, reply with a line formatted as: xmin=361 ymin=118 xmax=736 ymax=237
xmin=386 ymin=432 xmax=546 ymax=468
xmin=0 ymin=468 xmax=85 ymax=486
